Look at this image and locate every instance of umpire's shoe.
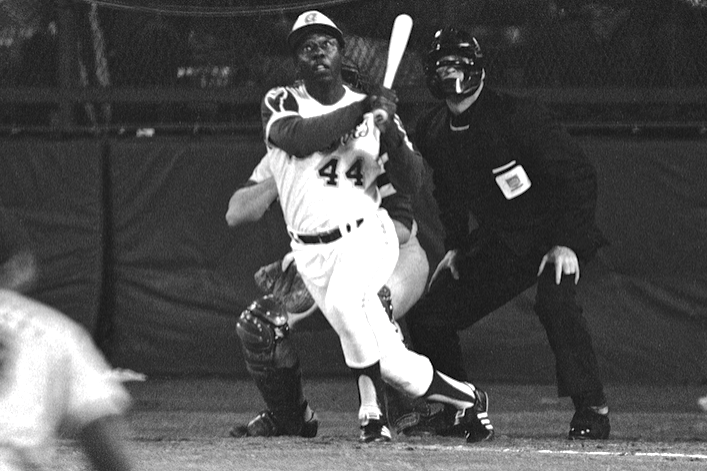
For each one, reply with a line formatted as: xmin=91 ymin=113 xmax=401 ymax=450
xmin=359 ymin=412 xmax=392 ymax=443
xmin=230 ymin=401 xmax=319 ymax=438
xmin=457 ymin=388 xmax=495 ymax=443
xmin=568 ymin=407 xmax=610 ymax=440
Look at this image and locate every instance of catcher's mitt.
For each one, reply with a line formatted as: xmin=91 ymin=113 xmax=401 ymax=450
xmin=254 ymin=257 xmax=315 ymax=315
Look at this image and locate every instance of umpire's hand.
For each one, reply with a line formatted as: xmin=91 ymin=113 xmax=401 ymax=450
xmin=538 ymin=245 xmax=580 ymax=285
xmin=428 ymin=249 xmax=460 ymax=290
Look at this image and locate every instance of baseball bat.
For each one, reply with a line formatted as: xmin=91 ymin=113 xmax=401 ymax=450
xmin=373 ymin=14 xmax=413 ymax=124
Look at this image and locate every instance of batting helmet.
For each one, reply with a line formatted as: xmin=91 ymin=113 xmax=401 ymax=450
xmin=424 ymin=27 xmax=485 ymax=99
xmin=287 ymin=10 xmax=345 ymax=53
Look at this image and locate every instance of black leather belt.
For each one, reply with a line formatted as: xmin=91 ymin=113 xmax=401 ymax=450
xmin=292 ymin=219 xmax=364 ymax=244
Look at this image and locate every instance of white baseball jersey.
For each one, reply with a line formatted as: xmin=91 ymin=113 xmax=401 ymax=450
xmin=261 ymin=82 xmax=384 ymax=235
xmin=0 ymin=290 xmax=130 ymax=470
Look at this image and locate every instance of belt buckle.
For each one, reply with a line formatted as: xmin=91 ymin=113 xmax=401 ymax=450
xmin=339 ymin=218 xmax=362 ymax=236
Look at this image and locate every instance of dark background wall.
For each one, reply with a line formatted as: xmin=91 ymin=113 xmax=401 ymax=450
xmin=0 ymin=0 xmax=705 ymax=386
xmin=0 ymin=135 xmax=704 ymax=385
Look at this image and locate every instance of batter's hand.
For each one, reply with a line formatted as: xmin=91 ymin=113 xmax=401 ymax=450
xmin=538 ymin=245 xmax=580 ymax=285
xmin=369 ymin=85 xmax=398 ymax=131
xmin=429 ymin=249 xmax=460 ymax=289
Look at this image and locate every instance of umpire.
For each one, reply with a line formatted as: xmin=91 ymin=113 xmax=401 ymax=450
xmin=405 ymin=27 xmax=610 ymax=440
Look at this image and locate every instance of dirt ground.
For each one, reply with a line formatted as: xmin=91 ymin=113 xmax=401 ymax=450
xmin=51 ymin=378 xmax=707 ymax=471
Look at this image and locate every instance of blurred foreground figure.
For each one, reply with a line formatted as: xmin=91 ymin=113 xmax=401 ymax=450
xmin=0 ymin=205 xmax=134 ymax=471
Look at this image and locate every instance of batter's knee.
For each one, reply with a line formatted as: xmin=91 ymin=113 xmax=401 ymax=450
xmin=379 ymin=348 xmax=433 ymax=398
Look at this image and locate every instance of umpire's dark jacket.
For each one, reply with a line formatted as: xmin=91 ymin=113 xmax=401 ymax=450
xmin=414 ymin=87 xmax=607 ymax=262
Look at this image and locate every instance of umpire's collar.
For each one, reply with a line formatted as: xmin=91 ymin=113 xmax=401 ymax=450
xmin=447 ymin=83 xmax=485 ymax=131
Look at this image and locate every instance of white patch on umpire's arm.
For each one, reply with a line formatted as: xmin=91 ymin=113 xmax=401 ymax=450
xmin=493 ymin=160 xmax=531 ymax=200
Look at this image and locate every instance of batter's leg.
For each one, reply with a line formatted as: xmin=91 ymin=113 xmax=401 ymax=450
xmin=351 ymin=362 xmax=392 ymax=442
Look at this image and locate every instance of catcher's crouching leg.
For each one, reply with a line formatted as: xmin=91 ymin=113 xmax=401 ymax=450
xmin=233 ymin=295 xmax=318 ymax=438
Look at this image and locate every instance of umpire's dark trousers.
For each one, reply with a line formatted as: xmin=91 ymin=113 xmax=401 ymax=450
xmin=406 ymin=236 xmax=605 ymax=405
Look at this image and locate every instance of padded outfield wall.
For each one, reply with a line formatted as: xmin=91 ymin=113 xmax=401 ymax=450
xmin=0 ymin=135 xmax=705 ymax=385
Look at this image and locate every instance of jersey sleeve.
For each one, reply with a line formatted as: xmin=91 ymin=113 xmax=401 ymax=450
xmin=380 ymin=114 xmax=424 ymax=196
xmin=261 ymin=85 xmax=370 ymax=158
xmin=247 ymin=151 xmax=274 ymax=184
xmin=261 ymin=86 xmax=300 ymax=144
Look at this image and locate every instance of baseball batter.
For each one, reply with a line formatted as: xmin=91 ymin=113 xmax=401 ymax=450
xmin=0 ymin=204 xmax=134 ymax=471
xmin=248 ymin=10 xmax=494 ymax=443
xmin=227 ymin=151 xmax=429 ymax=439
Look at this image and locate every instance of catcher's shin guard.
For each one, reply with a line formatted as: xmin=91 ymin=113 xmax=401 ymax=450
xmin=236 ymin=295 xmax=313 ymax=436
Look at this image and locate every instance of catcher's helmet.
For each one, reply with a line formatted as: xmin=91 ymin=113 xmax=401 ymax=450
xmin=424 ymin=27 xmax=484 ymax=99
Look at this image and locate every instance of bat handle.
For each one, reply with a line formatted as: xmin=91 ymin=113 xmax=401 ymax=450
xmin=372 ymin=108 xmax=389 ymax=125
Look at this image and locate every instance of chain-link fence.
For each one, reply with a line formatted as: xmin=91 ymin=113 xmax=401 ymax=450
xmin=0 ymin=0 xmax=705 ymax=133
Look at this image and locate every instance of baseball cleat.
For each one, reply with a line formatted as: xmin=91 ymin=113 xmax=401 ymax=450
xmin=246 ymin=410 xmax=280 ymax=437
xmin=397 ymin=403 xmax=465 ymax=437
xmin=229 ymin=403 xmax=319 ymax=438
xmin=457 ymin=388 xmax=494 ymax=443
xmin=568 ymin=407 xmax=610 ymax=440
xmin=229 ymin=410 xmax=278 ymax=437
xmin=299 ymin=410 xmax=320 ymax=438
xmin=359 ymin=414 xmax=392 ymax=443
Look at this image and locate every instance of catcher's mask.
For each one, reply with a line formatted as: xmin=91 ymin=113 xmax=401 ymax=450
xmin=424 ymin=27 xmax=484 ymax=99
